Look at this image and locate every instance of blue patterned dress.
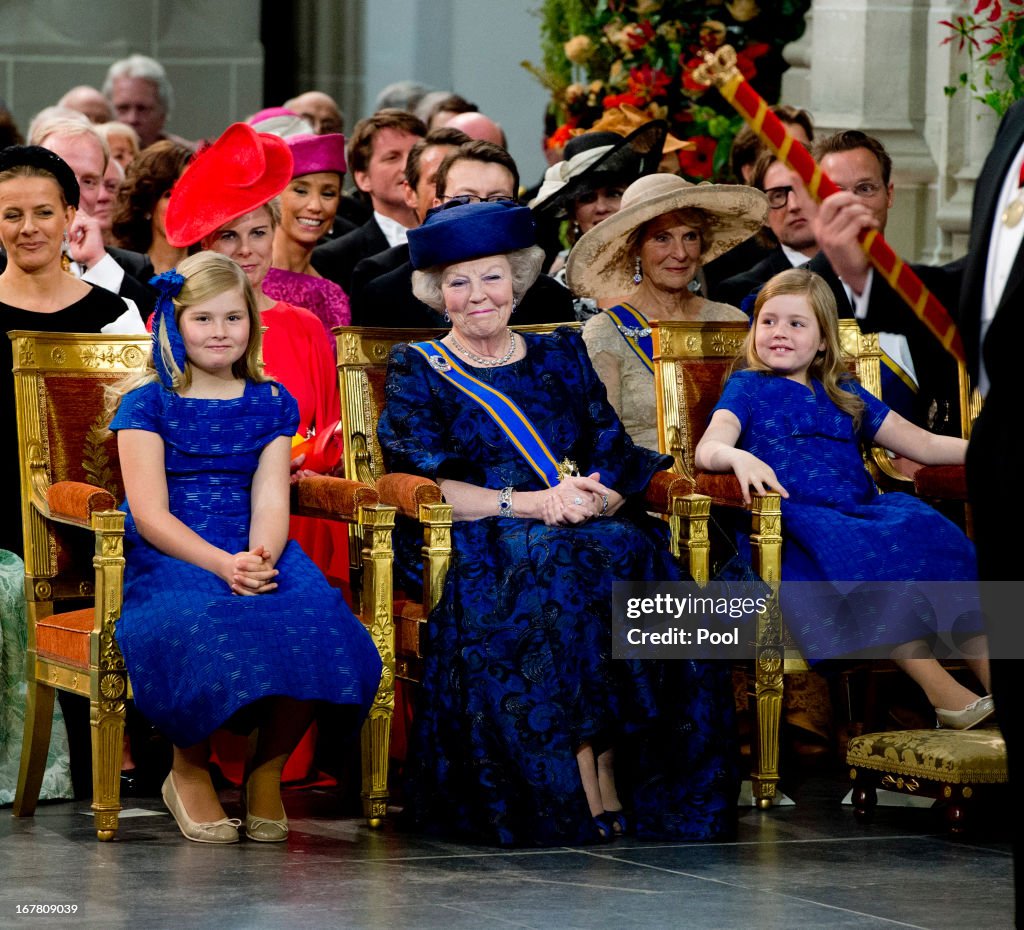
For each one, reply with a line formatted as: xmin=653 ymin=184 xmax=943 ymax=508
xmin=714 ymin=370 xmax=979 ymax=661
xmin=378 ymin=329 xmax=737 ymax=847
xmin=109 ymin=379 xmax=382 ymax=748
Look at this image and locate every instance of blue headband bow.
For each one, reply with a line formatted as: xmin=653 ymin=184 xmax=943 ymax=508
xmin=150 ymin=270 xmax=187 ymax=388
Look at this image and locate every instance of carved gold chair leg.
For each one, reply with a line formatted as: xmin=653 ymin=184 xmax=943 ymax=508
xmin=673 ymin=493 xmax=711 ymax=584
xmin=358 ymin=503 xmax=396 ymax=828
xmin=749 ymin=492 xmax=783 ymax=808
xmin=90 ymin=696 xmax=125 ymax=841
xmin=11 ymin=678 xmax=56 ymax=818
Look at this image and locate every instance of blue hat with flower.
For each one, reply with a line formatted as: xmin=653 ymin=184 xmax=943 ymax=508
xmin=407 ymin=200 xmax=537 ymax=270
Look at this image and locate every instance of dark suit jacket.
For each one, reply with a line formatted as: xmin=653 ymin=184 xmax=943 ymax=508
xmin=350 ymin=244 xmax=410 ymax=314
xmin=703 ymin=235 xmax=777 ymax=301
xmin=310 ymin=217 xmax=390 ymax=295
xmin=714 ymin=247 xmax=795 ymax=308
xmin=355 ymin=263 xmax=576 ymax=329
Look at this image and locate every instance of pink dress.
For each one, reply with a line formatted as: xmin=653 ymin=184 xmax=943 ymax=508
xmin=263 ymin=267 xmax=350 ymax=349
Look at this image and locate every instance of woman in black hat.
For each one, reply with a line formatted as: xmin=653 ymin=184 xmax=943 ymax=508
xmin=378 ymin=199 xmax=737 ymax=848
xmin=531 ymin=122 xmax=667 ymax=321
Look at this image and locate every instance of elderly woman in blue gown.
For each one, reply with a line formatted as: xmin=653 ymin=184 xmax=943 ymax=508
xmin=377 ymin=201 xmax=737 ymax=846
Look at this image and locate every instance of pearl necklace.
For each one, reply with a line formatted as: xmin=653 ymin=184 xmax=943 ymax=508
xmin=449 ymin=330 xmax=517 ymax=367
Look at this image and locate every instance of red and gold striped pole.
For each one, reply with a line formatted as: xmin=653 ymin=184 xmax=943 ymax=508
xmin=693 ymin=46 xmax=964 ymax=365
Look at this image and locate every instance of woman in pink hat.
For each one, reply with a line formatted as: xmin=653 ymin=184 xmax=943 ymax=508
xmin=263 ymin=133 xmax=350 ymax=345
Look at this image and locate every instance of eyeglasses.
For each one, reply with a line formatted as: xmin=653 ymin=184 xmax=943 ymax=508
xmin=440 ymin=194 xmax=516 ymax=206
xmin=764 ymin=185 xmax=796 ymax=210
xmin=834 ymin=181 xmax=885 ymax=199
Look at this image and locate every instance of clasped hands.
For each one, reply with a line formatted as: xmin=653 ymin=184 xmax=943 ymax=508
xmin=225 ymin=544 xmax=278 ymax=596
xmin=540 ymin=471 xmax=622 ymax=526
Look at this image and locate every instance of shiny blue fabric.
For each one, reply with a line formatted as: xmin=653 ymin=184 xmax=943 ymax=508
xmin=714 ymin=370 xmax=979 ymax=661
xmin=109 ymin=379 xmax=382 ymax=748
xmin=378 ymin=329 xmax=737 ymax=846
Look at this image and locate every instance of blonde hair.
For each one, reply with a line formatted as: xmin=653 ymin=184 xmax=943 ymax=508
xmin=108 ymin=251 xmax=268 ymax=418
xmin=734 ymin=268 xmax=864 ymax=427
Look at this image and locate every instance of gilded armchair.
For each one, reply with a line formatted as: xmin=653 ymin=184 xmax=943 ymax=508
xmin=9 ymin=331 xmax=395 ymax=839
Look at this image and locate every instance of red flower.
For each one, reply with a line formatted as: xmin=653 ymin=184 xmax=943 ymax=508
xmin=602 ymin=91 xmax=646 ymax=109
xmin=624 ymin=20 xmax=657 ymax=51
xmin=975 ymin=0 xmax=1003 ymax=21
xmin=628 ymin=64 xmax=672 ymax=102
xmin=681 ymin=56 xmax=710 ymax=93
xmin=677 ymin=136 xmax=718 ymax=180
xmin=546 ymin=121 xmax=576 ymax=151
xmin=735 ymin=42 xmax=771 ymax=80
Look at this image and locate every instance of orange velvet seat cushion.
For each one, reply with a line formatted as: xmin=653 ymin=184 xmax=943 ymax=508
xmin=914 ymin=464 xmax=968 ymax=500
xmin=35 ymin=608 xmax=94 ymax=668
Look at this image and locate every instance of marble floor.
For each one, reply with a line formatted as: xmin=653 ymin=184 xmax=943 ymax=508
xmin=0 ymin=773 xmax=1014 ymax=930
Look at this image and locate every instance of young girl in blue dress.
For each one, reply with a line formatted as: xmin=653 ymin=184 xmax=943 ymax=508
xmin=108 ymin=251 xmax=381 ymax=844
xmin=695 ymin=268 xmax=992 ymax=729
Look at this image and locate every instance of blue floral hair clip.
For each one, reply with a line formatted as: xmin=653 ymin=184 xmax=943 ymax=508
xmin=150 ymin=270 xmax=187 ymax=388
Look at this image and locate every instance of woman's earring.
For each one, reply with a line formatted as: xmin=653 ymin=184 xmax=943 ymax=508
xmin=633 ymin=257 xmax=643 ymax=285
xmin=443 ymin=310 xmax=450 ymax=324
xmin=511 ymin=297 xmax=518 ymax=313
xmin=572 ymin=221 xmax=581 ymax=239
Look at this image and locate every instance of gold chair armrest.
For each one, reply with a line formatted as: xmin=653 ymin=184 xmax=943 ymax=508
xmin=375 ymin=472 xmax=444 ymax=519
xmin=290 ymin=476 xmax=380 ymax=522
xmin=46 ymin=481 xmax=117 ymax=529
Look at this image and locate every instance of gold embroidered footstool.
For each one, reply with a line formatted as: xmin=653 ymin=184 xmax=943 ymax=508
xmin=847 ymin=728 xmax=1008 ymax=834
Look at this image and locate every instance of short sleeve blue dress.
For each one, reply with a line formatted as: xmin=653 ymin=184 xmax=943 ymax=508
xmin=378 ymin=329 xmax=737 ymax=847
xmin=109 ymin=379 xmax=382 ymax=748
xmin=714 ymin=370 xmax=979 ymax=661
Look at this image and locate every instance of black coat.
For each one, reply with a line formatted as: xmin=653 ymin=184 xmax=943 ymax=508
xmin=310 ymin=217 xmax=390 ymax=295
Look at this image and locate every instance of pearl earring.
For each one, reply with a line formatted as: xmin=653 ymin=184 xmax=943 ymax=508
xmin=443 ymin=310 xmax=450 ymax=323
xmin=511 ymin=297 xmax=518 ymax=313
xmin=633 ymin=257 xmax=643 ymax=285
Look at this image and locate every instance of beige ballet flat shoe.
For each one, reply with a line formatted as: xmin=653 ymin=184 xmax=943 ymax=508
xmin=162 ymin=774 xmax=240 ymax=844
xmin=243 ymin=780 xmax=289 ymax=843
xmin=934 ymin=695 xmax=996 ymax=730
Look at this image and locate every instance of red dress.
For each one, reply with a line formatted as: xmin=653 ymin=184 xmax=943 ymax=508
xmin=211 ymin=300 xmax=349 ymax=784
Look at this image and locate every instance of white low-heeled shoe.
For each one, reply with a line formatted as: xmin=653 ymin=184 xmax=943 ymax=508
xmin=162 ymin=774 xmax=241 ymax=844
xmin=934 ymin=695 xmax=996 ymax=730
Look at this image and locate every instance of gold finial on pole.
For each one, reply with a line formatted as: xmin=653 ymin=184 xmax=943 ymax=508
xmin=691 ymin=45 xmax=740 ymax=89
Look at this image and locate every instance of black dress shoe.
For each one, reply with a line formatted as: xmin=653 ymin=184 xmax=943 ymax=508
xmin=120 ymin=770 xmax=141 ymax=797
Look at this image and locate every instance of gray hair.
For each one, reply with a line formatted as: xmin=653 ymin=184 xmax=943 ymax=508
xmin=375 ymin=80 xmax=432 ymax=114
xmin=103 ymin=54 xmax=174 ymax=114
xmin=30 ymin=116 xmax=109 ymax=166
xmin=412 ymin=246 xmax=545 ymax=313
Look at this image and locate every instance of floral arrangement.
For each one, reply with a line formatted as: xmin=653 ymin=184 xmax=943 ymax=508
xmin=524 ymin=0 xmax=811 ymax=180
xmin=942 ymin=0 xmax=1024 ymax=117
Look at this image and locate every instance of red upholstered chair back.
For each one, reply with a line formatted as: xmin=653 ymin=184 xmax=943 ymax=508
xmin=652 ymin=321 xmax=748 ymax=481
xmin=11 ymin=332 xmax=149 ymax=600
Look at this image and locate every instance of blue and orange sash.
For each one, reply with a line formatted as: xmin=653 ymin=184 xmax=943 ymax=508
xmin=605 ymin=304 xmax=654 ymax=374
xmin=410 ymin=340 xmax=576 ymax=488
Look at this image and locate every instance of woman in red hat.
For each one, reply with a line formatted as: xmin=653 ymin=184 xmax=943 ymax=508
xmin=263 ymin=133 xmax=350 ymax=346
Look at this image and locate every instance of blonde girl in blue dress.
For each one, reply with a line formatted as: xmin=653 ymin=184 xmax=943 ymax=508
xmin=109 ymin=252 xmax=380 ymax=843
xmin=695 ymin=268 xmax=992 ymax=729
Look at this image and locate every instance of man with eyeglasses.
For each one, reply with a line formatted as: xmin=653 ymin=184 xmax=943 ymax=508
xmin=352 ymin=140 xmax=574 ymax=327
xmin=715 ymin=152 xmax=822 ymax=304
xmin=813 ymin=130 xmax=960 ymax=432
xmin=348 ymin=127 xmax=471 ymax=319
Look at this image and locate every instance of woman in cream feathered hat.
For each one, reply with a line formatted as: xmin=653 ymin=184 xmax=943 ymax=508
xmin=567 ymin=173 xmax=768 ymax=449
